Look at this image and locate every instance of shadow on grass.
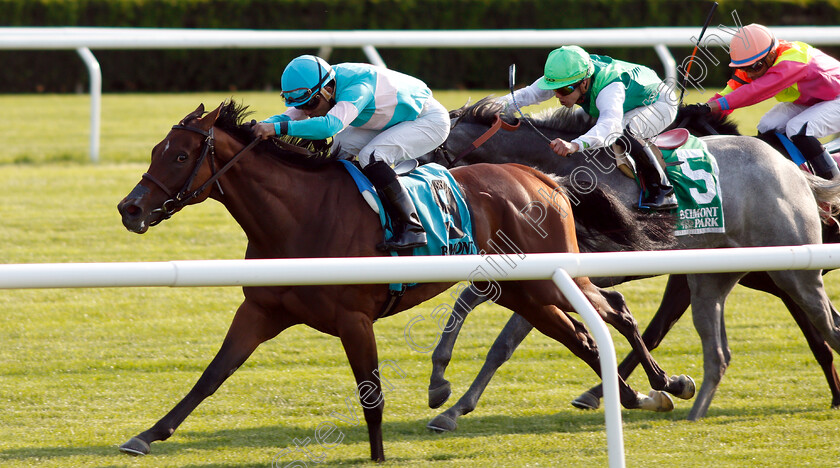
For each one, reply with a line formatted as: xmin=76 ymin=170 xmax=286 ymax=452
xmin=1 ymin=405 xmax=830 ymax=465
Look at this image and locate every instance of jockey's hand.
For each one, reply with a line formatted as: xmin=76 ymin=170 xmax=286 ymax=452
xmin=549 ymin=138 xmax=579 ymax=157
xmin=683 ymin=103 xmax=712 ymax=116
xmin=252 ymin=122 xmax=276 ymax=140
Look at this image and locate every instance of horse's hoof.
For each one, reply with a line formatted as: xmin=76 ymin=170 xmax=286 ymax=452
xmin=427 ymin=413 xmax=458 ymax=433
xmin=119 ymin=436 xmax=150 ymax=456
xmin=675 ymin=375 xmax=696 ymax=400
xmin=571 ymin=391 xmax=601 ymax=410
xmin=639 ymin=390 xmax=674 ymax=412
xmin=428 ymin=381 xmax=451 ymax=409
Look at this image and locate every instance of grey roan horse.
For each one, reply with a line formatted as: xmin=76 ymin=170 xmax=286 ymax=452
xmin=420 ymin=99 xmax=840 ymax=430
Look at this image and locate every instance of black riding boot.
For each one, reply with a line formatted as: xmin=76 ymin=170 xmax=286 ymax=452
xmin=623 ymin=130 xmax=678 ymax=211
xmin=363 ymin=160 xmax=427 ymax=251
xmin=790 ymin=132 xmax=840 ymax=180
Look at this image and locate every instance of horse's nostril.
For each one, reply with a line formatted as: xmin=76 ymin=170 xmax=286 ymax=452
xmin=124 ymin=204 xmax=141 ymax=217
xmin=118 ymin=201 xmax=143 ymax=218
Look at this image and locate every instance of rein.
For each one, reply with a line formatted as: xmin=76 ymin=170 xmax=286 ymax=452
xmin=439 ymin=113 xmax=520 ymax=168
xmin=145 ymin=124 xmax=260 ymax=225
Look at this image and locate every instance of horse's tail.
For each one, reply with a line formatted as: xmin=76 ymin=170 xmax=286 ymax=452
xmin=548 ymin=174 xmax=676 ymax=253
xmin=805 ymin=172 xmax=840 ymax=218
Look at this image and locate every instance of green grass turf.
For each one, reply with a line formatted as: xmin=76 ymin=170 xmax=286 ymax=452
xmin=1 ymin=92 xmax=840 ymax=467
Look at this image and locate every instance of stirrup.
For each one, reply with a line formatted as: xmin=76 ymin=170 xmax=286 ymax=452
xmin=638 ymin=187 xmax=677 ymax=211
xmin=377 ymin=230 xmax=427 ymax=251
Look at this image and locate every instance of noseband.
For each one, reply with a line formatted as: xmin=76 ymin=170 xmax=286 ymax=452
xmin=144 ymin=124 xmax=260 ymax=225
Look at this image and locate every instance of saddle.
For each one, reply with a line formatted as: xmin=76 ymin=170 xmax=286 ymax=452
xmin=613 ymin=128 xmax=690 ymax=179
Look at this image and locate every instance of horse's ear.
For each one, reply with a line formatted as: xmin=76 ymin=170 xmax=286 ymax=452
xmin=180 ymin=104 xmax=206 ymax=126
xmin=196 ymin=104 xmax=222 ymax=131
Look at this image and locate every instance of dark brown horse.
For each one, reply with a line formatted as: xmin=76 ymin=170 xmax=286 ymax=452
xmin=115 ymin=101 xmax=694 ymax=462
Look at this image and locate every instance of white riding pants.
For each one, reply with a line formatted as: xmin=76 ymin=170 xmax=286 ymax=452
xmin=757 ymin=95 xmax=840 ymax=138
xmin=333 ymin=97 xmax=451 ymax=168
xmin=624 ymin=87 xmax=679 ymax=140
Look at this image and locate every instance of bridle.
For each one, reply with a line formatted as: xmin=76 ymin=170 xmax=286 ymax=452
xmin=144 ymin=124 xmax=260 ymax=225
xmin=435 ymin=113 xmax=520 ymax=168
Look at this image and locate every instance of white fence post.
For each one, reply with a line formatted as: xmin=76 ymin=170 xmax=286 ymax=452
xmin=552 ymin=268 xmax=625 ymax=468
xmin=75 ymin=47 xmax=101 ymax=164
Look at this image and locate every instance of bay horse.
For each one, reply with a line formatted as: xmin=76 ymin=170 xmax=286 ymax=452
xmin=115 ymin=101 xmax=694 ymax=462
xmin=421 ymin=99 xmax=840 ymax=431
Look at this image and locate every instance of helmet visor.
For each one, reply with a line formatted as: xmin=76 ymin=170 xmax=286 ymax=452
xmin=283 ymin=87 xmax=317 ymax=106
xmin=282 ymin=59 xmax=331 ymax=106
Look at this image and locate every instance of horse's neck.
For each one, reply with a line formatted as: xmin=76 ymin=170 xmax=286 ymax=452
xmin=211 ymin=138 xmax=338 ymax=258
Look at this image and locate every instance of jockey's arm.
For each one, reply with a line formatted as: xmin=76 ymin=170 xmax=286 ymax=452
xmin=571 ymin=82 xmax=625 ymax=151
xmin=498 ymin=77 xmax=555 ymax=108
xmin=710 ymin=61 xmax=807 ymax=112
xmin=706 ymin=70 xmax=750 ymax=115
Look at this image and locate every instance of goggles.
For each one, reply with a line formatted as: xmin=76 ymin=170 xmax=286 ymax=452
xmin=283 ymin=86 xmax=319 ymax=106
xmin=282 ymin=58 xmax=331 ymax=107
xmin=555 ymin=81 xmax=582 ymax=97
xmin=292 ymin=93 xmax=321 ymax=111
xmin=738 ymin=59 xmax=766 ymax=73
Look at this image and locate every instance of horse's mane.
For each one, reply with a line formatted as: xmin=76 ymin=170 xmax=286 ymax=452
xmin=451 ymin=97 xmax=595 ymax=135
xmin=212 ymin=100 xmax=337 ymax=168
xmin=670 ymin=105 xmax=741 ymax=136
xmin=452 ymin=97 xmax=742 ymax=139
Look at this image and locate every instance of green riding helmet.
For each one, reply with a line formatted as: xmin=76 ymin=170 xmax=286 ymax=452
xmin=537 ymin=46 xmax=595 ymax=90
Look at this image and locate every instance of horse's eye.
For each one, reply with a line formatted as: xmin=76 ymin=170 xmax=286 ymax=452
xmin=176 ymin=153 xmax=188 ymax=163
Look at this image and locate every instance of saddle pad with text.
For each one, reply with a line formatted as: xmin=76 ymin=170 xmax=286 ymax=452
xmin=339 ymin=160 xmax=477 ymax=257
xmin=661 ymin=136 xmax=726 ymax=236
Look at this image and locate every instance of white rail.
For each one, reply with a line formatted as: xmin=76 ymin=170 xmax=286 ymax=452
xmin=4 ymin=244 xmax=840 ymax=468
xmin=6 ymin=26 xmax=840 ymax=162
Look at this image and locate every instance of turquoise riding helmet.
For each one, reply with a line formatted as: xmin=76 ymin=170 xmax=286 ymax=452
xmin=281 ymin=55 xmax=336 ymax=107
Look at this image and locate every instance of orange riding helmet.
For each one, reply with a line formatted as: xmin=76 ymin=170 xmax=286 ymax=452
xmin=729 ymin=23 xmax=777 ymax=68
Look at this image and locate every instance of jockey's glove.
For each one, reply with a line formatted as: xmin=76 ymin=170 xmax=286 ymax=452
xmin=683 ymin=103 xmax=711 ymax=116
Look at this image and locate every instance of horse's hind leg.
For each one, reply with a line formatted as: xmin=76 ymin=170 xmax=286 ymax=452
xmin=781 ymin=295 xmax=840 ymax=408
xmin=429 ymin=284 xmax=490 ymax=408
xmin=119 ymin=299 xmax=293 ymax=456
xmin=500 ymin=289 xmax=671 ymax=412
xmin=766 ymin=270 xmax=840 ymax=352
xmin=594 ymin=286 xmax=695 ymax=400
xmin=740 ymin=272 xmax=840 ymax=408
xmin=428 ymin=313 xmax=534 ymax=432
xmin=574 ymin=274 xmax=693 ymax=410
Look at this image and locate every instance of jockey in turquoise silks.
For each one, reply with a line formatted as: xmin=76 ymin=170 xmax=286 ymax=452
xmin=685 ymin=23 xmax=840 ymax=179
xmin=501 ymin=46 xmax=679 ymax=211
xmin=253 ymin=55 xmax=450 ymax=251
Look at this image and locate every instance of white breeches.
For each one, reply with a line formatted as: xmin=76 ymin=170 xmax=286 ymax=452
xmin=757 ymin=95 xmax=840 ymax=138
xmin=624 ymin=87 xmax=679 ymax=140
xmin=333 ymin=98 xmax=451 ymax=168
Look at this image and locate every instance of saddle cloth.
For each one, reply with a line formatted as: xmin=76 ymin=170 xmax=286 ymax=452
xmin=339 ymin=160 xmax=477 ymax=257
xmin=660 ymin=135 xmax=726 ymax=236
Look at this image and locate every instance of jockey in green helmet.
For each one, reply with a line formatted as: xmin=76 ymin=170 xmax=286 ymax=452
xmin=501 ymin=45 xmax=679 ymax=211
xmin=252 ymin=55 xmax=451 ymax=251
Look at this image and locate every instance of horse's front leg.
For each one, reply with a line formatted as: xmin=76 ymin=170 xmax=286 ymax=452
xmin=119 ymin=299 xmax=293 ymax=456
xmin=428 ymin=285 xmax=490 ymax=408
xmin=428 ymin=313 xmax=533 ymax=432
xmin=686 ymin=272 xmax=742 ymax=420
xmin=337 ymin=311 xmax=385 ymax=462
xmin=573 ymin=274 xmax=693 ymax=410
